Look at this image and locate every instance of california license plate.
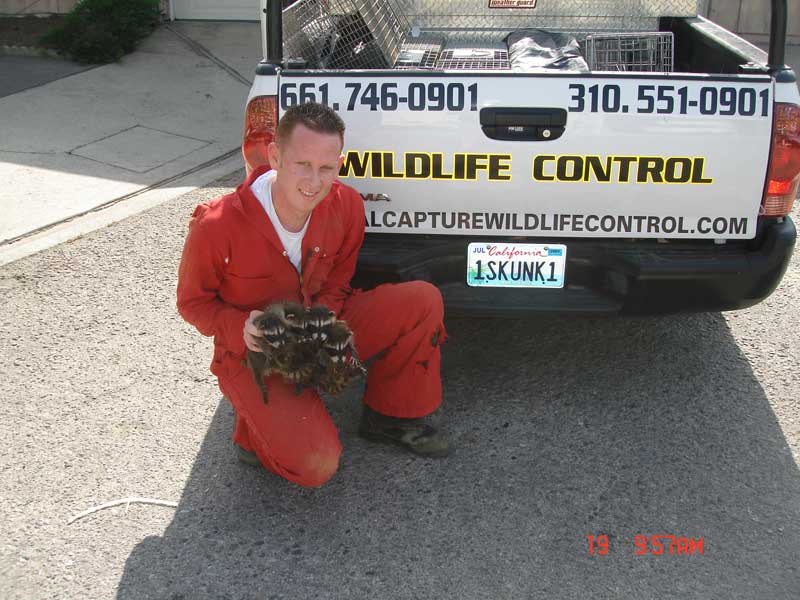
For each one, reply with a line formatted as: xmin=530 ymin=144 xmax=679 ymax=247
xmin=466 ymin=242 xmax=566 ymax=288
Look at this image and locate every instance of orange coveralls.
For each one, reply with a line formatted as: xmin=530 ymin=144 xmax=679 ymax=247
xmin=177 ymin=166 xmax=446 ymax=487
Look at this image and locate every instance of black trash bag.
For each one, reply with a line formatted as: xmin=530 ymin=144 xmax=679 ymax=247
xmin=505 ymin=29 xmax=589 ymax=72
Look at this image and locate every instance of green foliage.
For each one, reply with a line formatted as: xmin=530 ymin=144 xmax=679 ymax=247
xmin=39 ymin=0 xmax=161 ymax=64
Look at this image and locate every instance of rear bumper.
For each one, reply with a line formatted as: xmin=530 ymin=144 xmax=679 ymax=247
xmin=351 ymin=217 xmax=796 ymax=316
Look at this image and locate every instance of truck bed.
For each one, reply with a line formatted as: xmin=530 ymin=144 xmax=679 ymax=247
xmin=280 ymin=0 xmax=772 ymax=76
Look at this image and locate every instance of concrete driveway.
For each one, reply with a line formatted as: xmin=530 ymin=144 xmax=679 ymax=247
xmin=0 ymin=21 xmax=258 ymax=248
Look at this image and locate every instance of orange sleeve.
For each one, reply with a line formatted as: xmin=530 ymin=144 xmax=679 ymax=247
xmin=176 ymin=207 xmax=250 ymax=357
xmin=312 ymin=189 xmax=366 ymax=316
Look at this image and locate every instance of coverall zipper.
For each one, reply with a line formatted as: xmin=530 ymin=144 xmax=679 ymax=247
xmin=298 ymin=248 xmax=313 ymax=287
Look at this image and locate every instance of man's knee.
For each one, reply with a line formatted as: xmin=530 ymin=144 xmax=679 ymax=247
xmin=405 ymin=281 xmax=444 ymax=321
xmin=289 ymin=446 xmax=341 ymax=488
xmin=224 ymin=374 xmax=342 ymax=488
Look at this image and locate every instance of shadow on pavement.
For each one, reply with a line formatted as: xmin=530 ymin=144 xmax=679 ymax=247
xmin=0 ymin=55 xmax=94 ymax=99
xmin=117 ymin=312 xmax=800 ymax=599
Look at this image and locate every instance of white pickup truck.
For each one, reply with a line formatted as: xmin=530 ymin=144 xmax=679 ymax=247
xmin=242 ymin=0 xmax=799 ymax=315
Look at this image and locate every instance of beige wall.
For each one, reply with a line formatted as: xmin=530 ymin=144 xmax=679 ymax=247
xmin=703 ymin=0 xmax=800 ymax=37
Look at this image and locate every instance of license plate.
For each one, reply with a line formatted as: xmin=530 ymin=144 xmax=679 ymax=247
xmin=466 ymin=242 xmax=566 ymax=288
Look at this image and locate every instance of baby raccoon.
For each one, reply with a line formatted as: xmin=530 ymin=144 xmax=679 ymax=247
xmin=322 ymin=320 xmax=357 ymax=364
xmin=312 ymin=320 xmax=367 ymax=395
xmin=306 ymin=305 xmax=337 ymax=341
xmin=246 ymin=301 xmax=305 ymax=403
xmin=281 ymin=301 xmax=309 ymax=341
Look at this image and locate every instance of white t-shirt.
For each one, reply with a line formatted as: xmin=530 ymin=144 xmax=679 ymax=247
xmin=250 ymin=170 xmax=310 ymax=273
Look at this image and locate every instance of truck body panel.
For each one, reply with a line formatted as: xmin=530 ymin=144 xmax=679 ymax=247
xmin=273 ymin=71 xmax=774 ymax=239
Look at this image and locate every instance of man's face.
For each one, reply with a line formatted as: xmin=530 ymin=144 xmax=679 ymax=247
xmin=267 ymin=123 xmax=344 ymax=218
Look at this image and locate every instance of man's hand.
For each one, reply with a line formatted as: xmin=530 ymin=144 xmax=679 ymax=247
xmin=243 ymin=310 xmax=265 ymax=352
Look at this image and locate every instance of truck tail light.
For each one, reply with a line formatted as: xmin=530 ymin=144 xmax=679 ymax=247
xmin=242 ymin=95 xmax=278 ymax=175
xmin=762 ymin=102 xmax=800 ymax=216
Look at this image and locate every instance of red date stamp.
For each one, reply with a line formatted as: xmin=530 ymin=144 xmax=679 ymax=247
xmin=586 ymin=534 xmax=704 ymax=556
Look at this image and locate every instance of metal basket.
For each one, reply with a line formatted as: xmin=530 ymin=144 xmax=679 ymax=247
xmin=393 ymin=38 xmax=443 ymax=69
xmin=581 ymin=32 xmax=674 ymax=72
xmin=283 ymin=0 xmax=410 ymax=68
xmin=435 ymin=44 xmax=510 ymax=70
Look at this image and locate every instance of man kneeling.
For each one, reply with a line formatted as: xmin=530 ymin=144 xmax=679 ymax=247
xmin=176 ymin=102 xmax=449 ymax=488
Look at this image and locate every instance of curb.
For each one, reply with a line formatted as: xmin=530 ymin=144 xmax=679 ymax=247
xmin=0 ymin=150 xmax=244 ymax=267
xmin=0 ymin=43 xmax=64 ymax=59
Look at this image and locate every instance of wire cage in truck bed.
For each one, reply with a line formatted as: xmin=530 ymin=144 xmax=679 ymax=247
xmin=581 ymin=32 xmax=674 ymax=72
xmin=281 ymin=0 xmax=697 ymax=71
xmin=282 ymin=0 xmax=410 ymax=69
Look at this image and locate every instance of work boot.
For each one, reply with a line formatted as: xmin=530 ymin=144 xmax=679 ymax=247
xmin=232 ymin=411 xmax=262 ymax=467
xmin=236 ymin=444 xmax=262 ymax=467
xmin=358 ymin=405 xmax=450 ymax=458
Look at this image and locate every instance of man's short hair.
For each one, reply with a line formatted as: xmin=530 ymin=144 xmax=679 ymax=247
xmin=275 ymin=102 xmax=345 ymax=147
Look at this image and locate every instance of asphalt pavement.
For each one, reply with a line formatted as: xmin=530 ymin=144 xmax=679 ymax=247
xmin=0 ymin=54 xmax=93 ymax=98
xmin=0 ymin=172 xmax=798 ymax=600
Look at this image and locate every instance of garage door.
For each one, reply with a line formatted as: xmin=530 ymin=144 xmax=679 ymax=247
xmin=173 ymin=0 xmax=261 ymax=21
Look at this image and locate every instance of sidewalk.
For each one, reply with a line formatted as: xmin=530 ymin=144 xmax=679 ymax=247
xmin=0 ymin=21 xmax=260 ymax=262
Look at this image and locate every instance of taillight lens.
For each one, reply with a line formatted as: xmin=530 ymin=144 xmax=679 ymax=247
xmin=762 ymin=102 xmax=800 ymax=216
xmin=242 ymin=95 xmax=278 ymax=175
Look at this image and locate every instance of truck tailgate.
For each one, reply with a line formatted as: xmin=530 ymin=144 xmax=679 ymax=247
xmin=275 ymin=71 xmax=774 ymax=240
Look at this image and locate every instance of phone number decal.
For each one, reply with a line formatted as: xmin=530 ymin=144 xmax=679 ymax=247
xmin=569 ymin=83 xmax=770 ymax=117
xmin=280 ymin=82 xmax=479 ymax=112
